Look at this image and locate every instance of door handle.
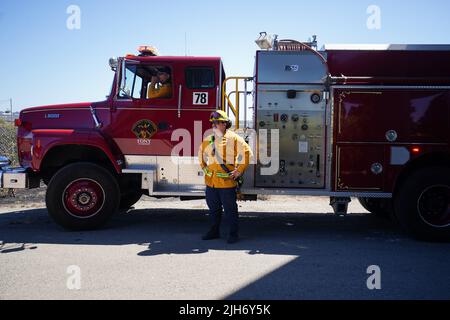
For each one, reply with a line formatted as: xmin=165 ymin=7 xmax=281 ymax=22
xmin=178 ymin=85 xmax=182 ymax=118
xmin=216 ymin=85 xmax=220 ymax=109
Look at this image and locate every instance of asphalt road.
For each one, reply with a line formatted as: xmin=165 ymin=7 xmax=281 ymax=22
xmin=1 ymin=196 xmax=449 ymax=300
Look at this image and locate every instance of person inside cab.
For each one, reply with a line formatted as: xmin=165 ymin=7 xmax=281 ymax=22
xmin=147 ymin=67 xmax=173 ymax=99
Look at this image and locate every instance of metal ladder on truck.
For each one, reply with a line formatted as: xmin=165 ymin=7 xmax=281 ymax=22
xmin=220 ymin=76 xmax=257 ymax=200
xmin=221 ymin=76 xmax=254 ymax=132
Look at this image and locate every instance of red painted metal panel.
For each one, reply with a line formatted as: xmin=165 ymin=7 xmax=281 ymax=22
xmin=332 ymin=87 xmax=450 ymax=192
xmin=327 ymin=50 xmax=450 ymax=80
xmin=107 ymin=106 xmax=212 ymax=157
xmin=21 ymin=130 xmax=121 ymax=173
xmin=336 ymin=145 xmax=385 ymax=191
xmin=335 ymin=89 xmax=450 ymax=143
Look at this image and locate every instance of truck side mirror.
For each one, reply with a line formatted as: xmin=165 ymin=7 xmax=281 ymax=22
xmin=109 ymin=57 xmax=118 ymax=71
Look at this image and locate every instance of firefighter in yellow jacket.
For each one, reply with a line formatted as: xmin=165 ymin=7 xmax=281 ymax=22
xmin=147 ymin=67 xmax=172 ymax=99
xmin=198 ymin=110 xmax=252 ymax=244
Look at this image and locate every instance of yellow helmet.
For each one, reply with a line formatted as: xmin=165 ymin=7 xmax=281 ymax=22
xmin=210 ymin=110 xmax=232 ymax=129
xmin=209 ymin=110 xmax=229 ymax=122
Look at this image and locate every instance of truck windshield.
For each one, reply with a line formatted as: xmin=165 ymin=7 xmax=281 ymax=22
xmin=118 ymin=64 xmax=141 ymax=99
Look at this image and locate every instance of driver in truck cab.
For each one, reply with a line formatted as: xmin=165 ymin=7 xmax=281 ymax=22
xmin=147 ymin=67 xmax=173 ymax=99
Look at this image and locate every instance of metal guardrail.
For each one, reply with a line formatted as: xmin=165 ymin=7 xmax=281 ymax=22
xmin=221 ymin=77 xmax=253 ymax=130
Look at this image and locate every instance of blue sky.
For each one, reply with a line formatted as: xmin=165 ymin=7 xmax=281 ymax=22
xmin=1 ymin=0 xmax=450 ymax=111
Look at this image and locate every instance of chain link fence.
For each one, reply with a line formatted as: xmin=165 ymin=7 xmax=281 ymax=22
xmin=0 ymin=98 xmax=18 ymax=166
xmin=0 ymin=118 xmax=18 ymax=165
xmin=0 ymin=118 xmax=18 ymax=197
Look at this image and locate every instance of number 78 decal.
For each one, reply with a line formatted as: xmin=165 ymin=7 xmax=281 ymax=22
xmin=193 ymin=92 xmax=208 ymax=105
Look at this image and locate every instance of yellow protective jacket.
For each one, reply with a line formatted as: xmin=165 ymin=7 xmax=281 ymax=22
xmin=147 ymin=82 xmax=172 ymax=99
xmin=198 ymin=130 xmax=252 ymax=189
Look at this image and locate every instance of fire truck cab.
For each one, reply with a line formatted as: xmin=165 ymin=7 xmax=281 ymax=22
xmin=1 ymin=35 xmax=449 ymax=241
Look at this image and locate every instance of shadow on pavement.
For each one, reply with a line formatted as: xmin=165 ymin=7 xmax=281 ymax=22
xmin=0 ymin=206 xmax=401 ymax=251
xmin=1 ymin=207 xmax=449 ymax=299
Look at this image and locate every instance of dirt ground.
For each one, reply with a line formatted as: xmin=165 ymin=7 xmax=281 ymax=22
xmin=0 ymin=185 xmax=366 ymax=215
xmin=0 ymin=185 xmax=47 ymax=209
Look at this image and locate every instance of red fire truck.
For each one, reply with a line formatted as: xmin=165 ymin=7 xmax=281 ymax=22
xmin=1 ymin=34 xmax=449 ymax=241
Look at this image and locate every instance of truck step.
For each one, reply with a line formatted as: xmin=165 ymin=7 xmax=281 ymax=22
xmin=329 ymin=197 xmax=351 ymax=216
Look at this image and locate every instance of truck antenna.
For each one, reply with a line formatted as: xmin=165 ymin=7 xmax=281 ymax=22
xmin=185 ymin=32 xmax=188 ymax=56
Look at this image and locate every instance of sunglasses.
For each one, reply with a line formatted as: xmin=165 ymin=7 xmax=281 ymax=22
xmin=211 ymin=120 xmax=226 ymax=125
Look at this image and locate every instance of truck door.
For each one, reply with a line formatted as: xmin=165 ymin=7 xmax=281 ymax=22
xmin=110 ymin=59 xmax=180 ymax=156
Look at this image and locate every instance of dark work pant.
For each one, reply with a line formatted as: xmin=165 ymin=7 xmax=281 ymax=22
xmin=205 ymin=186 xmax=238 ymax=236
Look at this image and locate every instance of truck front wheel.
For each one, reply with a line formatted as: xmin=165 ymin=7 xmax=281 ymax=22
xmin=394 ymin=166 xmax=450 ymax=241
xmin=46 ymin=162 xmax=120 ymax=230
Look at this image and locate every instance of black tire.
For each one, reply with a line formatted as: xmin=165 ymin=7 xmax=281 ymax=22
xmin=358 ymin=197 xmax=393 ymax=219
xmin=394 ymin=166 xmax=450 ymax=241
xmin=46 ymin=162 xmax=120 ymax=231
xmin=119 ymin=190 xmax=142 ymax=210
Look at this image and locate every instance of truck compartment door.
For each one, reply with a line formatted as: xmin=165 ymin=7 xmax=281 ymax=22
xmin=335 ymin=145 xmax=385 ymax=191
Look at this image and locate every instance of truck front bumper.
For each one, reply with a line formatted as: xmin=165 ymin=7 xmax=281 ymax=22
xmin=0 ymin=156 xmax=39 ymax=189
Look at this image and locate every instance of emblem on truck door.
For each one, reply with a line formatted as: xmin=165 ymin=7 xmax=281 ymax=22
xmin=132 ymin=119 xmax=158 ymax=145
